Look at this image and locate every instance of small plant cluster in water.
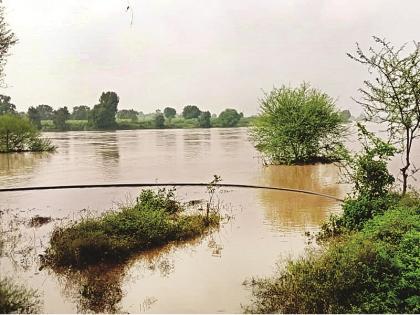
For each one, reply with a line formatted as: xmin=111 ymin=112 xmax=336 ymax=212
xmin=44 ymin=188 xmax=221 ymax=268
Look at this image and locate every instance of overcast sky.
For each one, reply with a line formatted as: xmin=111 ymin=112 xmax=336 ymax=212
xmin=2 ymin=0 xmax=420 ymax=115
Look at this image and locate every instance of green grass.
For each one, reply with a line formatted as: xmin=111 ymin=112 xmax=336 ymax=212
xmin=45 ymin=189 xmax=220 ymax=268
xmin=0 ymin=278 xmax=41 ymax=313
xmin=245 ymin=194 xmax=420 ymax=314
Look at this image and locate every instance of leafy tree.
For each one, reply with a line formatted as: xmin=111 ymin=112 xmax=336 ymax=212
xmin=0 ymin=4 xmax=17 ymax=86
xmin=116 ymin=109 xmax=138 ymax=121
xmin=0 ymin=114 xmax=54 ymax=152
xmin=71 ymin=105 xmax=90 ymax=120
xmin=27 ymin=106 xmax=41 ymax=129
xmin=89 ymin=91 xmax=119 ymax=129
xmin=218 ymin=108 xmax=241 ymax=127
xmin=348 ymin=37 xmax=420 ymax=194
xmin=198 ymin=111 xmax=211 ymax=128
xmin=251 ymin=83 xmax=345 ymax=164
xmin=35 ymin=104 xmax=54 ymax=120
xmin=154 ymin=113 xmax=165 ymax=128
xmin=0 ymin=94 xmax=15 ymax=115
xmin=163 ymin=107 xmax=176 ymax=120
xmin=52 ymin=107 xmax=70 ymax=130
xmin=182 ymin=105 xmax=201 ymax=119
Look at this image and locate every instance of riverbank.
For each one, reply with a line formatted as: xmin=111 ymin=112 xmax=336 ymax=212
xmin=245 ymin=193 xmax=420 ymax=313
xmin=40 ymin=116 xmax=255 ymax=132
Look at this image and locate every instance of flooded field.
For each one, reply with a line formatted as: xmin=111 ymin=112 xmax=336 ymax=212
xmin=0 ymin=126 xmax=417 ymax=313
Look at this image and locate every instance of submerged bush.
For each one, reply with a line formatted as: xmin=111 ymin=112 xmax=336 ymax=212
xmin=0 ymin=278 xmax=41 ymax=313
xmin=245 ymin=197 xmax=420 ymax=314
xmin=45 ymin=189 xmax=220 ymax=267
xmin=0 ymin=114 xmax=55 ymax=152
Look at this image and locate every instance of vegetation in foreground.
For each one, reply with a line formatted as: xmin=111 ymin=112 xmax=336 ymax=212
xmin=244 ymin=195 xmax=420 ymax=313
xmin=45 ymin=189 xmax=220 ymax=268
xmin=0 ymin=278 xmax=41 ymax=314
xmin=0 ymin=114 xmax=55 ymax=153
xmin=251 ymin=82 xmax=345 ymax=165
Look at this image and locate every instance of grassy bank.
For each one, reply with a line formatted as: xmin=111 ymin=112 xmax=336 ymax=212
xmin=245 ymin=194 xmax=420 ymax=313
xmin=45 ymin=189 xmax=220 ymax=268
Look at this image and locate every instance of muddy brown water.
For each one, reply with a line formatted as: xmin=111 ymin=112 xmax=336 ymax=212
xmin=0 ymin=125 xmax=418 ymax=313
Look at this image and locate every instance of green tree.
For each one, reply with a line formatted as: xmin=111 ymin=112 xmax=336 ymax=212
xmin=154 ymin=113 xmax=165 ymax=128
xmin=340 ymin=109 xmax=352 ymax=122
xmin=218 ymin=108 xmax=241 ymax=127
xmin=116 ymin=109 xmax=138 ymax=121
xmin=348 ymin=37 xmax=420 ymax=194
xmin=71 ymin=105 xmax=90 ymax=120
xmin=0 ymin=114 xmax=54 ymax=152
xmin=0 ymin=94 xmax=16 ymax=115
xmin=251 ymin=83 xmax=344 ymax=164
xmin=27 ymin=106 xmax=41 ymax=129
xmin=182 ymin=105 xmax=201 ymax=119
xmin=0 ymin=4 xmax=17 ymax=86
xmin=35 ymin=104 xmax=54 ymax=120
xmin=52 ymin=107 xmax=70 ymax=130
xmin=89 ymin=91 xmax=119 ymax=129
xmin=163 ymin=107 xmax=176 ymax=120
xmin=198 ymin=111 xmax=211 ymax=128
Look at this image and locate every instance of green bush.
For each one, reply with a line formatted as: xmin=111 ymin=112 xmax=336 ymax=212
xmin=245 ymin=197 xmax=420 ymax=314
xmin=0 ymin=278 xmax=41 ymax=313
xmin=45 ymin=189 xmax=220 ymax=267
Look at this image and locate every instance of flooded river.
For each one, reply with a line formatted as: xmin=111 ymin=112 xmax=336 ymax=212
xmin=0 ymin=126 xmax=418 ymax=313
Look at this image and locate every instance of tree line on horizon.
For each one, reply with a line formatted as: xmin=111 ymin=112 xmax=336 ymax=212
xmin=0 ymin=91 xmax=250 ymax=131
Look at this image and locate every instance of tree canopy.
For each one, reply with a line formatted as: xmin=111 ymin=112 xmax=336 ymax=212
xmin=52 ymin=107 xmax=70 ymax=130
xmin=163 ymin=107 xmax=176 ymax=119
xmin=182 ymin=105 xmax=201 ymax=119
xmin=71 ymin=105 xmax=90 ymax=120
xmin=89 ymin=91 xmax=119 ymax=129
xmin=0 ymin=94 xmax=15 ymax=115
xmin=251 ymin=83 xmax=345 ymax=164
xmin=348 ymin=37 xmax=420 ymax=194
xmin=0 ymin=4 xmax=17 ymax=85
xmin=198 ymin=111 xmax=211 ymax=128
xmin=218 ymin=108 xmax=241 ymax=127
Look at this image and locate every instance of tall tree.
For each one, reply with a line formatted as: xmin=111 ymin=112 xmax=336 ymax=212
xmin=27 ymin=106 xmax=41 ymax=129
xmin=52 ymin=107 xmax=70 ymax=131
xmin=71 ymin=105 xmax=90 ymax=120
xmin=182 ymin=105 xmax=201 ymax=119
xmin=0 ymin=94 xmax=15 ymax=115
xmin=348 ymin=37 xmax=420 ymax=194
xmin=35 ymin=104 xmax=54 ymax=120
xmin=89 ymin=91 xmax=119 ymax=129
xmin=198 ymin=111 xmax=211 ymax=128
xmin=163 ymin=107 xmax=176 ymax=119
xmin=218 ymin=108 xmax=242 ymax=128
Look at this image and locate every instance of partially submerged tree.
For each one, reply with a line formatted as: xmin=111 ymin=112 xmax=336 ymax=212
xmin=89 ymin=92 xmax=119 ymax=129
xmin=251 ymin=83 xmax=345 ymax=164
xmin=52 ymin=106 xmax=70 ymax=130
xmin=348 ymin=37 xmax=420 ymax=194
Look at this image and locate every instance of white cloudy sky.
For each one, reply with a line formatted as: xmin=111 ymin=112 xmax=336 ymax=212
xmin=2 ymin=0 xmax=420 ymax=115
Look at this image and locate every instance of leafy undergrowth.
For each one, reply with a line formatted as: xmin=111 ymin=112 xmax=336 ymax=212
xmin=244 ymin=195 xmax=420 ymax=313
xmin=0 ymin=278 xmax=41 ymax=313
xmin=44 ymin=189 xmax=220 ymax=268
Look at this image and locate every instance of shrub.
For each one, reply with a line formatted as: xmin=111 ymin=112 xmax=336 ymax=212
xmin=245 ymin=198 xmax=420 ymax=314
xmin=251 ymin=83 xmax=345 ymax=164
xmin=45 ymin=189 xmax=220 ymax=267
xmin=0 ymin=278 xmax=41 ymax=313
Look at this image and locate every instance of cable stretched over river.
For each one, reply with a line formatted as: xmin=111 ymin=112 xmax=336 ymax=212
xmin=0 ymin=182 xmax=344 ymax=202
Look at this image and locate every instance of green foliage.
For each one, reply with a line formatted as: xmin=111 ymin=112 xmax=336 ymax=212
xmin=0 ymin=4 xmax=17 ymax=85
xmin=182 ymin=105 xmax=201 ymax=119
xmin=154 ymin=113 xmax=165 ymax=128
xmin=198 ymin=110 xmax=211 ymax=128
xmin=116 ymin=109 xmax=138 ymax=122
xmin=245 ymin=198 xmax=420 ymax=314
xmin=45 ymin=189 xmax=220 ymax=267
xmin=218 ymin=108 xmax=241 ymax=127
xmin=89 ymin=91 xmax=119 ymax=129
xmin=251 ymin=83 xmax=345 ymax=164
xmin=0 ymin=94 xmax=16 ymax=115
xmin=340 ymin=109 xmax=352 ymax=122
xmin=52 ymin=106 xmax=70 ymax=131
xmin=163 ymin=107 xmax=176 ymax=119
xmin=27 ymin=106 xmax=41 ymax=129
xmin=0 ymin=278 xmax=41 ymax=314
xmin=0 ymin=114 xmax=54 ymax=152
xmin=348 ymin=37 xmax=420 ymax=194
xmin=71 ymin=105 xmax=90 ymax=120
xmin=34 ymin=104 xmax=54 ymax=120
